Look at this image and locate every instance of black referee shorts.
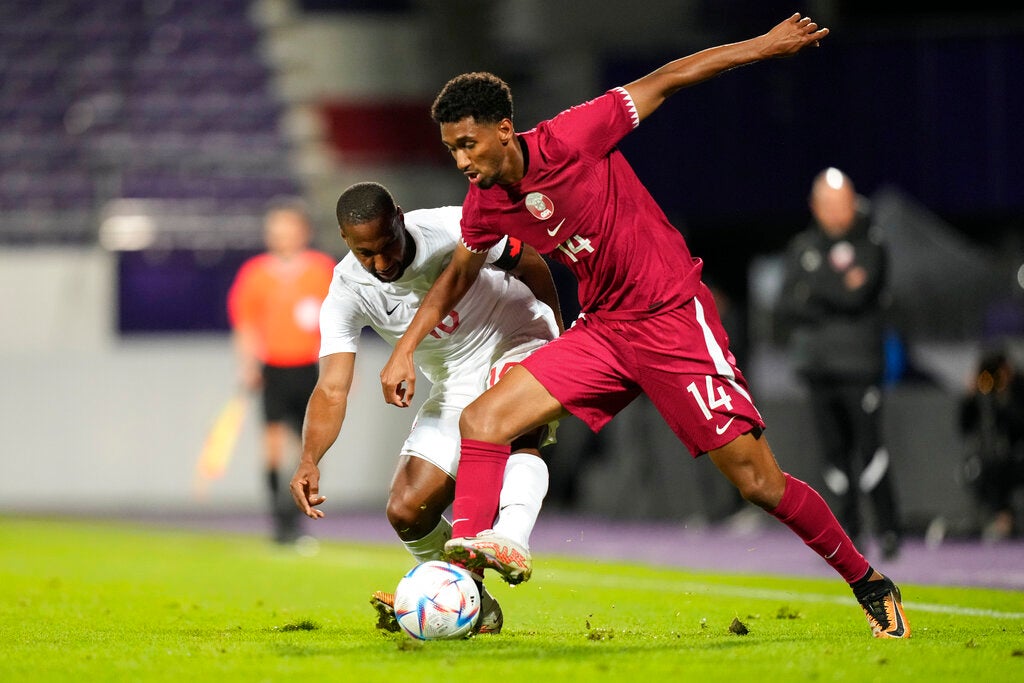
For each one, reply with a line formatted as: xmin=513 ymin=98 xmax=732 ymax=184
xmin=261 ymin=363 xmax=319 ymax=433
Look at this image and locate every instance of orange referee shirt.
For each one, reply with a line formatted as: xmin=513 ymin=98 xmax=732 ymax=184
xmin=227 ymin=250 xmax=336 ymax=367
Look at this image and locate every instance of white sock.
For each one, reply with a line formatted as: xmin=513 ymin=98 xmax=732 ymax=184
xmin=492 ymin=452 xmax=548 ymax=550
xmin=402 ymin=517 xmax=452 ymax=563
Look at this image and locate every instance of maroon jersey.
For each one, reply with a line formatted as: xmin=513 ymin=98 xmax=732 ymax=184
xmin=460 ymin=87 xmax=704 ymax=318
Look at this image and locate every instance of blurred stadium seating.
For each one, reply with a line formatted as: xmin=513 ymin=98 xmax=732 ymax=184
xmin=0 ymin=0 xmax=298 ymax=247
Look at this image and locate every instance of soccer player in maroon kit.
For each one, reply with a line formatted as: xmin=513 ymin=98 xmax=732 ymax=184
xmin=381 ymin=13 xmax=909 ymax=638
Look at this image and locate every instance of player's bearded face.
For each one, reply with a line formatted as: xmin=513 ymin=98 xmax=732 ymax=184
xmin=440 ymin=118 xmax=508 ymax=189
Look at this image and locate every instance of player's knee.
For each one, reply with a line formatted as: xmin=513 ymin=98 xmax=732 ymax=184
xmin=385 ymin=492 xmax=432 ymax=538
xmin=459 ymin=402 xmax=505 ymax=442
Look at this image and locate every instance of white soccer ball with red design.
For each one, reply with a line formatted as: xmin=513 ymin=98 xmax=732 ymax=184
xmin=394 ymin=561 xmax=481 ymax=640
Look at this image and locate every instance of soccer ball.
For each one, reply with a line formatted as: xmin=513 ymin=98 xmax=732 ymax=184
xmin=393 ymin=560 xmax=481 ymax=640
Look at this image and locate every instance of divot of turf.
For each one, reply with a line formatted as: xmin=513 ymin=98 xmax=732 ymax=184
xmin=277 ymin=619 xmax=319 ymax=632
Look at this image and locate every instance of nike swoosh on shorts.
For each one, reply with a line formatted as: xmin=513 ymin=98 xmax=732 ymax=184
xmin=715 ymin=416 xmax=736 ymax=435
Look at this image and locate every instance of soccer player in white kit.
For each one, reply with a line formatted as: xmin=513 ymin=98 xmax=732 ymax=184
xmin=289 ymin=181 xmax=561 ymax=634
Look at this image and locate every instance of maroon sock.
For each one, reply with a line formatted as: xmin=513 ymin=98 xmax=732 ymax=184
xmin=451 ymin=439 xmax=511 ymax=539
xmin=770 ymin=473 xmax=870 ymax=584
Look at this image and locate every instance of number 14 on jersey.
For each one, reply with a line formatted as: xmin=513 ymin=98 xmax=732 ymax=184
xmin=556 ymin=235 xmax=594 ymax=263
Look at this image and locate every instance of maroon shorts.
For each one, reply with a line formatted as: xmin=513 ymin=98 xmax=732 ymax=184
xmin=520 ymin=282 xmax=764 ymax=456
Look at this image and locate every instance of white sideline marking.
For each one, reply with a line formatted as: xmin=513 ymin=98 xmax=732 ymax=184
xmin=541 ymin=571 xmax=1024 ymax=620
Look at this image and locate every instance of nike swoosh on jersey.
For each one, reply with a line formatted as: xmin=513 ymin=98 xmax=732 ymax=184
xmin=385 ymin=303 xmax=400 ymax=315
xmin=546 ymin=218 xmax=566 ymax=237
xmin=715 ymin=416 xmax=737 ymax=435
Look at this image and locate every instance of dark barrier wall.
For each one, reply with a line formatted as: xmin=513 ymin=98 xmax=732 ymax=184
xmin=603 ymin=27 xmax=1023 ymax=299
xmin=117 ymin=249 xmax=258 ymax=333
xmin=607 ymin=31 xmax=1022 ymax=225
xmin=546 ymin=386 xmax=974 ymax=536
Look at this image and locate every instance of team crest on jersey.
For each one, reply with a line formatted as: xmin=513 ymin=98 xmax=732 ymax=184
xmin=524 ymin=192 xmax=554 ymax=220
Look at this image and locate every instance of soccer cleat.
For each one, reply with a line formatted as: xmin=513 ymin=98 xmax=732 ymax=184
xmin=444 ymin=530 xmax=532 ymax=585
xmin=370 ymin=585 xmax=503 ymax=635
xmin=370 ymin=590 xmax=400 ymax=633
xmin=855 ymin=576 xmax=911 ymax=638
xmin=476 ymin=583 xmax=504 ymax=634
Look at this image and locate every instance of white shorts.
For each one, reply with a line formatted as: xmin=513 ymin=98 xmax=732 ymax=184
xmin=402 ymin=336 xmax=556 ymax=477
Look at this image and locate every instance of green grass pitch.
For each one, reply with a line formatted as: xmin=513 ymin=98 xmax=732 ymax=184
xmin=2 ymin=516 xmax=1022 ymax=682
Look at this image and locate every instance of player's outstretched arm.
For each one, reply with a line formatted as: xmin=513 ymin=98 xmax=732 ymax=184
xmin=380 ymin=244 xmax=487 ymax=407
xmin=290 ymin=352 xmax=355 ymax=518
xmin=623 ymin=13 xmax=828 ymax=122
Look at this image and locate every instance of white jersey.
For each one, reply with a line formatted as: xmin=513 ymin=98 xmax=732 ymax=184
xmin=319 ymin=206 xmax=558 ymax=476
xmin=320 ymin=205 xmax=558 ymax=398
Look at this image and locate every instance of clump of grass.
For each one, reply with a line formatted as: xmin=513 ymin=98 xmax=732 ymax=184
xmin=278 ymin=619 xmax=319 ymax=632
xmin=776 ymin=605 xmax=802 ymax=620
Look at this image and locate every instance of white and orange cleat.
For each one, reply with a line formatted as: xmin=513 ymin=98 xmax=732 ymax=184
xmin=444 ymin=530 xmax=532 ymax=585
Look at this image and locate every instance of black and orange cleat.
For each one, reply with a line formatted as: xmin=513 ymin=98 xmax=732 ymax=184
xmin=854 ymin=575 xmax=910 ymax=638
xmin=369 ymin=590 xmax=400 ymax=633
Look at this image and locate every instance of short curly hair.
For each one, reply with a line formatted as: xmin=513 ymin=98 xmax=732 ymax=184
xmin=336 ymin=181 xmax=396 ymax=228
xmin=431 ymin=72 xmax=513 ymax=125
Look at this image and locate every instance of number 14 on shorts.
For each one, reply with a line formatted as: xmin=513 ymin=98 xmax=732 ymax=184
xmin=686 ymin=375 xmax=734 ymax=420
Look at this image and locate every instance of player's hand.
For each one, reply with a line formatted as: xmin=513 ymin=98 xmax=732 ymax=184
xmin=764 ymin=13 xmax=829 ymax=56
xmin=380 ymin=349 xmax=416 ymax=407
xmin=290 ymin=462 xmax=327 ymax=519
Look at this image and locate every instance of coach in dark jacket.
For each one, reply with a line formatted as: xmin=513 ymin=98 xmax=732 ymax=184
xmin=778 ymin=167 xmax=903 ymax=560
